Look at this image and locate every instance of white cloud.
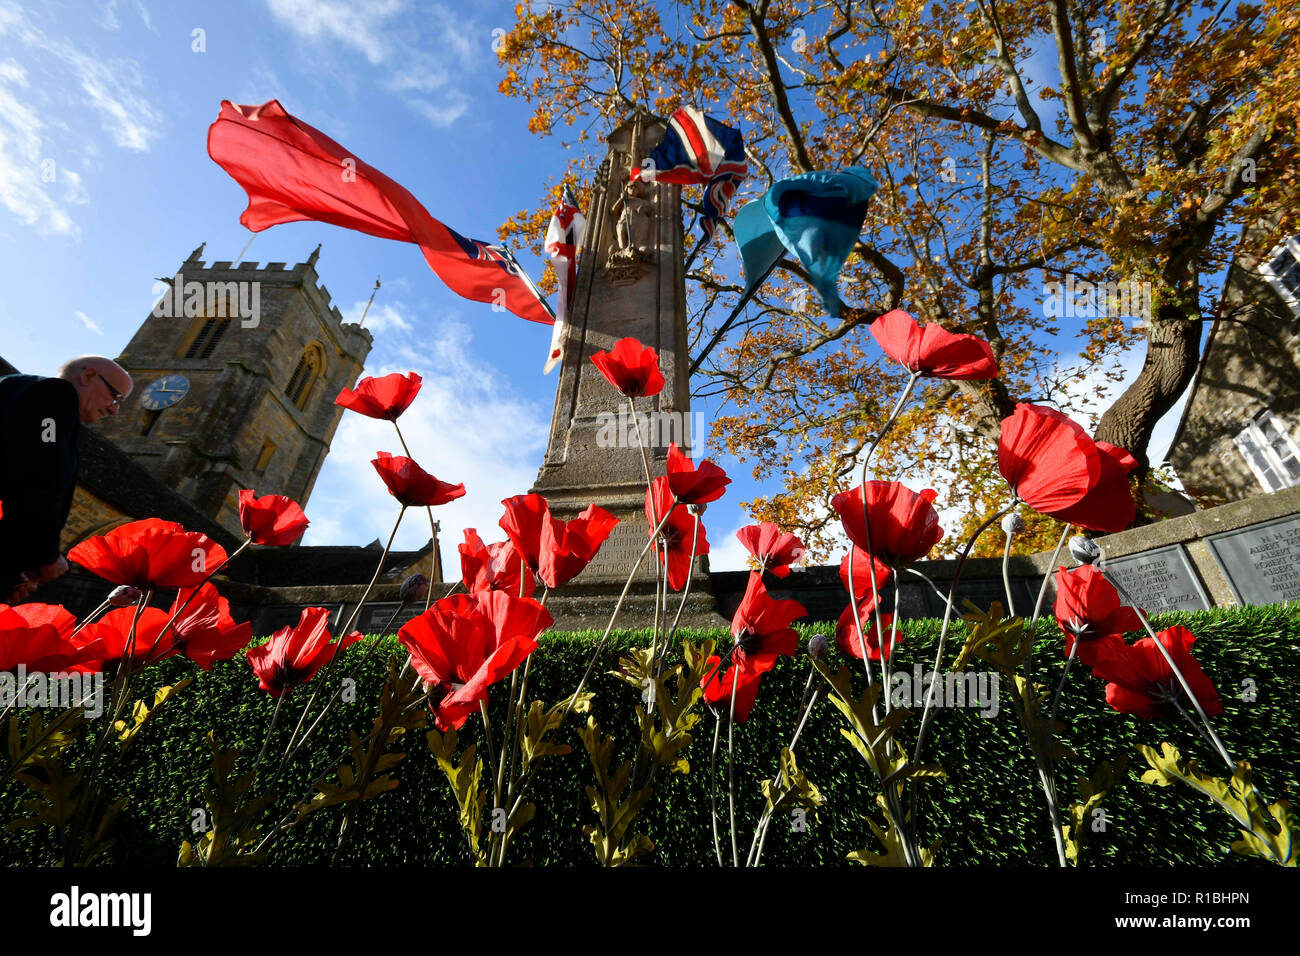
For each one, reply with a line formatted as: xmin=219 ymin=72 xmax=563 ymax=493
xmin=98 ymin=1 xmax=152 ymax=32
xmin=341 ymin=300 xmax=411 ymax=335
xmin=301 ymin=308 xmax=551 ymax=565
xmin=0 ymin=57 xmax=88 ymax=235
xmin=74 ymin=309 xmax=103 ymax=334
xmin=263 ymin=0 xmax=485 ymax=129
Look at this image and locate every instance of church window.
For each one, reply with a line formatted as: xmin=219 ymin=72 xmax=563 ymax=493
xmin=141 ymin=408 xmax=162 ymax=435
xmin=183 ymin=318 xmax=231 ymax=359
xmin=255 ymin=438 xmax=277 ymax=472
xmin=1260 ymin=236 xmax=1300 ymax=318
xmin=285 ymin=344 xmax=324 ymax=410
xmin=1235 ymin=412 xmax=1300 ymax=492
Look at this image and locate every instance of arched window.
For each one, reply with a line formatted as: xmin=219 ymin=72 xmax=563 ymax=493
xmin=285 ymin=343 xmax=325 ymax=410
xmin=182 ymin=317 xmax=231 ymax=359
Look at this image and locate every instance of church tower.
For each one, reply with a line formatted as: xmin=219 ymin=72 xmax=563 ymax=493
xmin=98 ymin=243 xmax=372 ymax=537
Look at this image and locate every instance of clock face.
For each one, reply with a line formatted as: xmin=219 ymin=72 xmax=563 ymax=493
xmin=140 ymin=374 xmax=190 ymax=411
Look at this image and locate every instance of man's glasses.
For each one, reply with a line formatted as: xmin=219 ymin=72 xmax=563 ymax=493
xmin=89 ymin=370 xmax=124 ymax=407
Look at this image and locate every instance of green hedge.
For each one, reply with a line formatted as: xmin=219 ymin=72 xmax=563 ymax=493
xmin=3 ymin=604 xmax=1297 ymax=866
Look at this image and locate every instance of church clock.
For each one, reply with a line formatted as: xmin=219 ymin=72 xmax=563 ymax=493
xmin=139 ymin=374 xmax=190 ymax=410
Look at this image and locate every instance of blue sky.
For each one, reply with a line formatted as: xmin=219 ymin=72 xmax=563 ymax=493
xmin=0 ymin=0 xmax=1198 ymax=572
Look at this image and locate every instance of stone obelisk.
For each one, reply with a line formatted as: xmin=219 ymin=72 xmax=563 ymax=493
xmin=531 ymin=112 xmax=722 ymax=629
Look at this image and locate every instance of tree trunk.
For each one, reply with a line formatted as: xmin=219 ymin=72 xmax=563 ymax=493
xmin=1094 ymin=304 xmax=1203 ymax=470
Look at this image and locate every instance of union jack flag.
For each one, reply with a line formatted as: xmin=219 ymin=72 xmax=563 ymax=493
xmin=542 ymin=185 xmax=586 ymax=373
xmin=631 ymin=106 xmax=747 ymax=240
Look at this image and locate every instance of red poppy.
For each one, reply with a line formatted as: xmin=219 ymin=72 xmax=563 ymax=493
xmin=870 ymin=309 xmax=998 ymax=380
xmin=839 ymin=546 xmax=894 ymax=598
xmin=77 ymin=606 xmax=177 ymax=669
xmin=499 ymin=493 xmax=550 ymax=574
xmin=538 ymin=503 xmax=619 ymax=589
xmin=1054 ymin=565 xmax=1144 ymax=665
xmin=701 ymin=654 xmax=763 ymax=723
xmin=831 ymin=482 xmax=943 ymax=568
xmin=997 ymin=404 xmax=1137 ymax=533
xmin=730 ymin=572 xmax=807 ymax=676
xmin=335 ymin=371 xmax=422 ymax=420
xmin=460 ymin=529 xmax=534 ymax=598
xmin=246 ymin=607 xmax=362 ymax=697
xmin=590 ymin=337 xmax=665 ymax=398
xmin=167 ymin=583 xmax=255 ymax=670
xmin=835 ymin=604 xmax=899 ymax=661
xmin=238 ymin=489 xmax=309 ymax=546
xmin=666 ymin=442 xmax=731 ymax=505
xmin=397 ymin=589 xmax=551 ymax=731
xmin=372 ymin=452 xmax=465 ymax=507
xmin=69 ymin=518 xmax=228 ymax=590
xmin=645 ymin=477 xmax=709 ymax=591
xmin=1087 ymin=626 xmax=1223 ymax=721
xmin=736 ymin=523 xmax=804 ymax=578
xmin=0 ymin=603 xmax=102 ymax=672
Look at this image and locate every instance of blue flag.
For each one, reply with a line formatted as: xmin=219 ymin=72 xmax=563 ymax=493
xmin=763 ymin=167 xmax=877 ymax=317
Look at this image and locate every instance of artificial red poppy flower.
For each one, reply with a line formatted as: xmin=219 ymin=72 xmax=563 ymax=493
xmin=736 ymin=523 xmax=804 ymax=578
xmin=591 ymin=337 xmax=665 ymax=398
xmin=397 ymin=589 xmax=551 ymax=731
xmin=1054 ymin=565 xmax=1145 ymax=665
xmin=335 ymin=371 xmax=422 ymax=420
xmin=0 ymin=603 xmax=102 ymax=672
xmin=701 ymin=654 xmax=763 ymax=723
xmin=372 ymin=452 xmax=465 ymax=507
xmin=997 ymin=404 xmax=1137 ymax=533
xmin=538 ymin=503 xmax=619 ymax=589
xmin=460 ymin=529 xmax=533 ymax=598
xmin=167 ymin=583 xmax=255 ymax=670
xmin=839 ymin=546 xmax=894 ymax=599
xmin=499 ymin=493 xmax=550 ymax=574
xmin=1087 ymin=626 xmax=1223 ymax=721
xmin=69 ymin=518 xmax=228 ymax=590
xmin=645 ymin=477 xmax=710 ymax=591
xmin=77 ymin=606 xmax=177 ymax=669
xmin=835 ymin=603 xmax=900 ymax=661
xmin=246 ymin=606 xmax=362 ymax=697
xmin=831 ymin=482 xmax=943 ymax=568
xmin=666 ymin=442 xmax=731 ymax=505
xmin=238 ymin=489 xmax=309 ymax=546
xmin=730 ymin=572 xmax=807 ymax=676
xmin=870 ymin=309 xmax=998 ymax=380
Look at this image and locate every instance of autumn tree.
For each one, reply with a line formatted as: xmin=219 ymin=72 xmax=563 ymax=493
xmin=496 ymin=0 xmax=1299 ymax=557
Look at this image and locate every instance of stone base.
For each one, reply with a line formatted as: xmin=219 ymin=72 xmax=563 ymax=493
xmin=539 ymin=574 xmax=727 ymax=633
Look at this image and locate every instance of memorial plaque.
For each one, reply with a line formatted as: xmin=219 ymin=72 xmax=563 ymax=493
xmin=1207 ymin=514 xmax=1300 ymax=606
xmin=1102 ymin=545 xmax=1210 ymax=613
xmin=357 ymin=602 xmax=425 ymax=634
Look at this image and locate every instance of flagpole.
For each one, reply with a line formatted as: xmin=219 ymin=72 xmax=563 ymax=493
xmin=687 ymin=257 xmax=781 ymax=376
xmin=357 ymin=277 xmax=381 ymax=327
xmin=234 ymin=231 xmax=257 ymax=264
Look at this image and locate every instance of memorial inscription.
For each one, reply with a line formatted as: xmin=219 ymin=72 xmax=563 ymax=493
xmin=1207 ymin=514 xmax=1300 ymax=606
xmin=1103 ymin=545 xmax=1210 ymax=614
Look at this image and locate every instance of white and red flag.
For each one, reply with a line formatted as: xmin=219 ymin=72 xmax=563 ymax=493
xmin=542 ymin=185 xmax=586 ymax=373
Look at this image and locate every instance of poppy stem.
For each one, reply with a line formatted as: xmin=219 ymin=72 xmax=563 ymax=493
xmin=1025 ymin=524 xmax=1072 ymax=683
xmin=628 ymin=397 xmax=654 ymax=490
xmin=1001 ymin=521 xmax=1017 ymax=620
xmin=727 ymin=685 xmax=739 ymax=867
xmin=285 ymin=506 xmax=406 ymax=757
xmin=69 ymin=597 xmax=111 ymax=638
xmin=710 ymin=715 xmax=724 ymax=867
xmin=1100 ymin=566 xmax=1236 ymax=771
xmin=659 ymin=512 xmax=700 ymax=662
xmin=254 ymin=690 xmax=288 ymax=769
xmin=749 ymin=670 xmax=820 ymax=867
xmin=479 ymin=700 xmax=501 ymax=864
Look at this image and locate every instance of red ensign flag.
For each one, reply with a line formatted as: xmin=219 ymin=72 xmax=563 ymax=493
xmin=206 ymin=100 xmax=554 ymax=326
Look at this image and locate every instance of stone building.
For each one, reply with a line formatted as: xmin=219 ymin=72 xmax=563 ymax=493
xmin=1168 ymin=227 xmax=1300 ymax=502
xmin=93 ymin=243 xmax=372 ymax=539
xmin=2 ymin=245 xmax=442 ymax=633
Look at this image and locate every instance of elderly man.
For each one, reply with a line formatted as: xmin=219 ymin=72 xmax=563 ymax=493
xmin=0 ymin=356 xmax=133 ymax=603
